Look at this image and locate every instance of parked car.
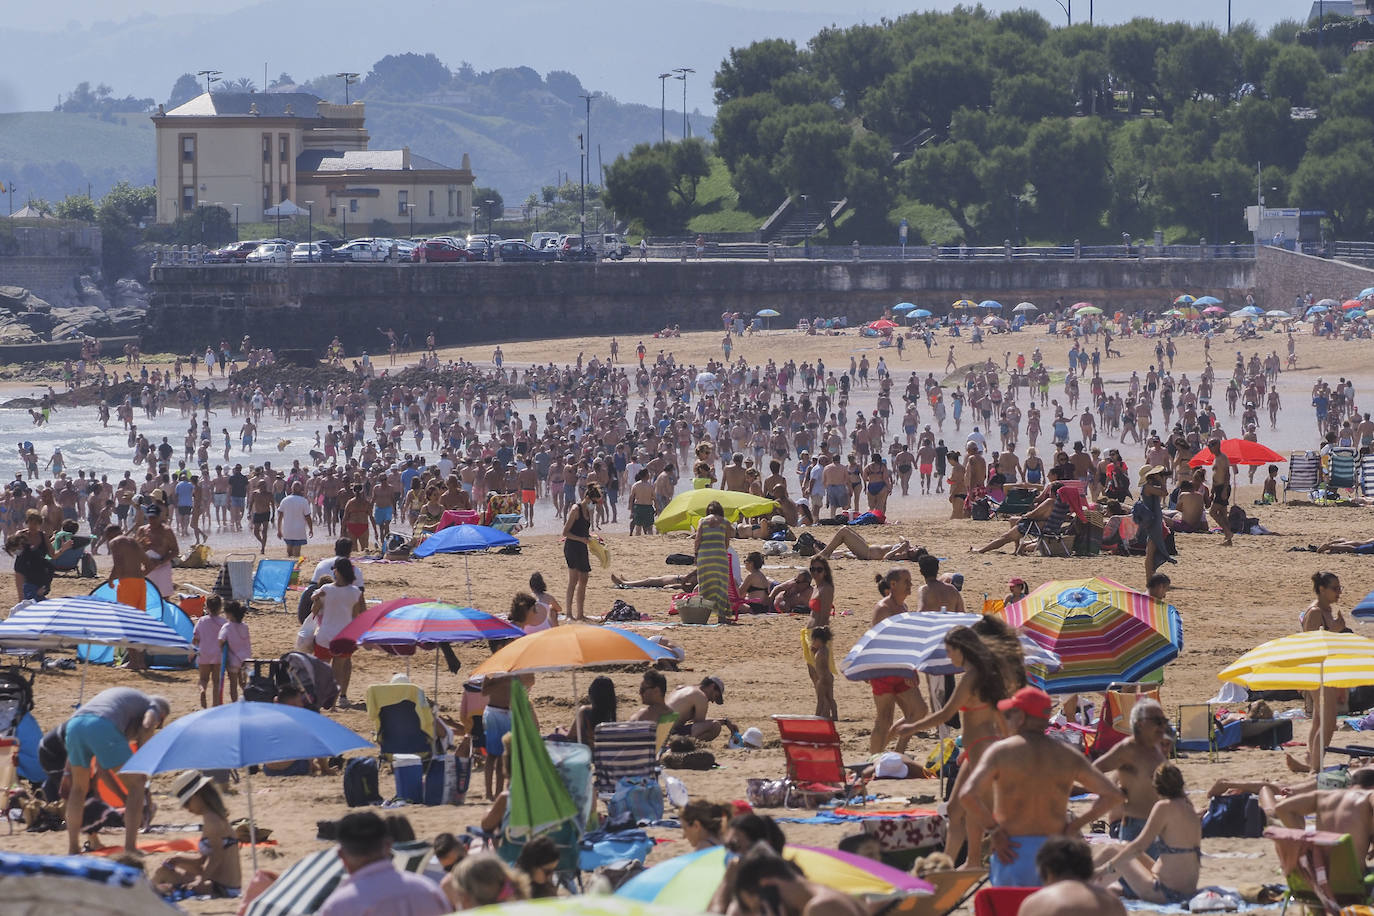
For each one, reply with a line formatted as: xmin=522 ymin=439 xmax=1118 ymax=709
xmin=290 ymin=242 xmax=326 ymax=262
xmin=205 ymin=240 xmax=262 ymax=263
xmin=530 ymin=231 xmax=561 ymax=251
xmin=494 ymin=239 xmax=557 ymax=263
xmin=334 ymin=239 xmax=391 ymax=262
xmin=600 ymin=233 xmax=631 ymax=260
xmin=412 ymin=239 xmax=474 ymax=262
xmin=558 ymin=236 xmax=599 ymax=262
xmin=391 ymin=239 xmax=418 ymax=260
xmin=464 ymin=238 xmax=494 ymax=261
xmin=245 ymin=242 xmax=290 ymax=263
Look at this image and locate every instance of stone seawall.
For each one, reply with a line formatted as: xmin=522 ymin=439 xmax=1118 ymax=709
xmin=146 ymin=258 xmax=1256 ymax=351
xmin=0 ymin=256 xmax=98 ymax=305
xmin=1254 ymin=245 xmax=1374 ymax=310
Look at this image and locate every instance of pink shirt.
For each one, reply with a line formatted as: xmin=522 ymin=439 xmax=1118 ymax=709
xmin=192 ymin=614 xmax=224 ymax=666
xmin=317 ymin=859 xmax=449 ymax=916
xmin=219 ymin=619 xmax=251 ymax=668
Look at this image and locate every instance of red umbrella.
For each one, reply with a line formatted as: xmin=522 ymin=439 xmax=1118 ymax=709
xmin=868 ymin=319 xmax=897 ymax=330
xmin=1070 ymin=301 xmax=1094 ymax=310
xmin=1189 ymin=439 xmax=1286 ymax=468
xmin=330 ymin=595 xmax=437 ymax=656
xmin=1343 ymin=299 xmax=1364 ymax=310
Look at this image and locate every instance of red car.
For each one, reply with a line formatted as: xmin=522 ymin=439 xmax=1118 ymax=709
xmin=411 ymin=240 xmax=475 ymax=262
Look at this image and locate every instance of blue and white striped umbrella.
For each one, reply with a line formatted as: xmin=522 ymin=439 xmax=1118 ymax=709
xmin=0 ymin=596 xmax=191 ymax=653
xmin=840 ymin=611 xmax=1060 ymax=681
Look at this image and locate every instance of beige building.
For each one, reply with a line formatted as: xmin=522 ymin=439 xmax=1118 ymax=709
xmin=151 ymin=91 xmax=475 ymax=230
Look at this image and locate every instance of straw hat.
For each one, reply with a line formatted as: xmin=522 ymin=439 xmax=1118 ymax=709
xmin=172 ymin=770 xmax=214 ymax=808
xmin=1138 ymin=465 xmax=1167 ymax=481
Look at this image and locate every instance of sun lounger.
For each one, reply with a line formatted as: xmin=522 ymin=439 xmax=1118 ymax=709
xmin=1284 ymin=452 xmax=1319 ymax=501
xmin=1361 ymin=454 xmax=1374 ymax=500
xmin=251 ymin=559 xmax=296 ymax=611
xmin=887 ymin=868 xmax=987 ymax=916
xmin=1329 ymin=447 xmax=1358 ymax=492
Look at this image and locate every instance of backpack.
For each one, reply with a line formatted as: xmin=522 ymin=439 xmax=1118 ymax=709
xmin=1201 ymin=792 xmax=1265 ymax=838
xmin=795 ymin=532 xmax=819 ymax=557
xmin=1228 ymin=505 xmax=1248 ymax=534
xmin=343 ymin=757 xmax=382 ymax=807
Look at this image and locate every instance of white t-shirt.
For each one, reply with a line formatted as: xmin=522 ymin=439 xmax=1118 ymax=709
xmin=312 ymin=583 xmax=362 ymax=645
xmin=277 ymin=493 xmax=312 ymax=541
xmin=311 ymin=556 xmax=364 ymax=589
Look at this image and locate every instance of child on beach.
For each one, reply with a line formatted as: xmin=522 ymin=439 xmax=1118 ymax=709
xmin=192 ymin=596 xmax=225 ymax=707
xmin=1261 ymin=464 xmax=1279 ymax=503
xmin=219 ymin=600 xmax=251 ymax=703
xmin=151 ymin=771 xmax=241 ymax=898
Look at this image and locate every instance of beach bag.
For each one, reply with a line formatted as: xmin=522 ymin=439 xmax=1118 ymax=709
xmin=969 ymin=498 xmax=992 ymax=521
xmin=297 ymin=582 xmax=322 ymax=625
xmin=1201 ymin=792 xmax=1265 ymax=838
xmin=746 ymin=778 xmax=789 ymax=808
xmin=343 ymin=757 xmax=382 ymax=807
xmin=79 ymin=553 xmax=98 ymax=578
xmin=665 ymin=553 xmax=695 ymax=566
xmin=1228 ymin=505 xmax=1248 ymax=534
xmin=606 ymin=776 xmax=664 ymax=827
xmin=605 ymin=599 xmax=639 ymax=622
xmin=795 ymin=532 xmax=819 ymax=557
xmin=180 ymin=544 xmax=211 ymax=568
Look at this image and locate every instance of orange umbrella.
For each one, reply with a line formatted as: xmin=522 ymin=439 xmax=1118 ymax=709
xmin=471 ymin=623 xmax=676 ymax=677
xmin=1343 ymin=299 xmax=1364 ymax=310
xmin=1189 ymin=439 xmax=1286 ymax=467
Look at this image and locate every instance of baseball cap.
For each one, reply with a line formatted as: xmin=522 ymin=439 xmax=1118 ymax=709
xmin=1008 ymin=577 xmax=1026 ymax=589
xmin=705 ymin=676 xmax=725 ymax=699
xmin=997 ymin=686 xmax=1053 ymax=719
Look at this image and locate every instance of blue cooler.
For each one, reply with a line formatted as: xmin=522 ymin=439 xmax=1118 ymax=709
xmin=393 ymin=754 xmax=424 ymax=803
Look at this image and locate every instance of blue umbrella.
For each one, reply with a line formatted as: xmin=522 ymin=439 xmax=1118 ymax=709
xmin=414 ymin=523 xmax=521 ymax=602
xmin=978 ymin=299 xmax=1003 ymax=310
xmin=122 ymin=702 xmax=372 ymax=871
xmin=1360 ymin=288 xmax=1374 ymax=299
xmin=1194 ymin=295 xmax=1222 ymax=306
xmin=1240 ymin=305 xmax=1263 ymax=316
xmin=1353 ymin=590 xmax=1374 ymax=619
xmin=1307 ymin=305 xmax=1329 ymax=316
xmin=893 ymin=302 xmax=917 ymax=311
xmin=911 ymin=308 xmax=933 ymax=318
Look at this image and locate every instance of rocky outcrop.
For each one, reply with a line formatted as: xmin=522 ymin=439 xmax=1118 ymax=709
xmin=0 ymin=277 xmax=147 ymax=343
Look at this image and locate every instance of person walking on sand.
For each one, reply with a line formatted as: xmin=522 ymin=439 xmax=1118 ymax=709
xmin=801 ymin=557 xmax=838 ymax=720
xmin=867 ymin=568 xmax=928 ymax=754
xmin=562 ymin=484 xmax=601 ymax=621
xmin=1207 ymin=437 xmax=1233 ymax=546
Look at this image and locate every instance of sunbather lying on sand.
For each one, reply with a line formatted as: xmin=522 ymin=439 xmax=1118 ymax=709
xmin=611 ymin=570 xmax=698 ymax=590
xmin=816 ymin=528 xmax=928 ymax=561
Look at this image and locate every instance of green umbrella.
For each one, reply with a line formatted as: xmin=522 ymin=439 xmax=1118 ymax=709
xmin=506 ymin=679 xmax=577 ymax=840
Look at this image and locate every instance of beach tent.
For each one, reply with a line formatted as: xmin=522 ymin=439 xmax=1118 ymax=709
xmin=79 ymin=579 xmax=193 ymax=669
xmin=262 ymin=199 xmax=308 ymax=218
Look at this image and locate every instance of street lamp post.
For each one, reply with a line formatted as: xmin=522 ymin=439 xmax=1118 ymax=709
xmin=340 ymin=203 xmax=347 ymax=245
xmin=578 ymin=93 xmax=596 ymax=249
xmin=1050 ymin=0 xmax=1071 ymax=25
xmin=213 ymin=202 xmax=223 ymax=246
xmin=335 ymin=72 xmax=360 ymax=104
xmin=406 ymin=202 xmax=415 ymax=239
xmin=1210 ymin=192 xmax=1221 ymax=254
xmin=233 ymin=203 xmax=240 ymax=241
xmin=658 ymin=73 xmax=672 ymax=143
xmin=197 ymin=199 xmax=206 ymax=246
xmin=485 ymin=199 xmax=494 ymax=239
xmin=305 ymin=200 xmax=313 ymax=260
xmin=673 ymin=68 xmax=694 ymax=139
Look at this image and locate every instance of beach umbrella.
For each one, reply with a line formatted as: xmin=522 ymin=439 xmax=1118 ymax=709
xmin=412 ymin=523 xmax=519 ymax=603
xmin=1343 ymin=299 xmax=1364 ymax=310
xmin=1352 ymin=590 xmax=1374 ymax=619
xmin=1360 ymin=288 xmax=1374 ymax=299
xmin=331 ymin=596 xmax=437 ymax=657
xmin=1013 ymin=301 xmax=1038 ymax=313
xmin=1163 ymin=309 xmax=1184 ymax=317
xmin=505 ymin=679 xmax=580 ymax=841
xmin=1202 ymin=305 xmax=1226 ymax=316
xmin=1265 ymin=309 xmax=1291 ymax=318
xmin=998 ymin=577 xmax=1182 ymax=694
xmin=0 ymin=596 xmax=192 ymax=702
xmin=477 ymin=900 xmax=704 ymax=916
xmin=122 ymin=702 xmax=372 ymax=872
xmin=1187 ymin=438 xmax=1285 ymax=468
xmin=1219 ymin=631 xmax=1374 ymax=771
xmin=654 ymin=487 xmax=775 ymax=532
xmin=1070 ymin=301 xmax=1095 ymax=311
xmin=618 ymin=845 xmax=931 ymax=909
xmin=911 ymin=308 xmax=933 ymax=318
xmin=1306 ymin=305 xmax=1328 ymax=317
xmin=1228 ymin=309 xmax=1252 ymax=320
xmin=1173 ymin=294 xmax=1196 ymax=305
xmin=893 ymin=302 xmax=916 ymax=312
xmin=755 ymin=308 xmax=780 ymax=317
xmin=0 ymin=853 xmax=180 ymax=916
xmin=978 ymin=299 xmax=1003 ymax=310
xmin=1240 ymin=305 xmax=1263 ymax=316
xmin=951 ymin=298 xmax=977 ymax=310
xmin=472 ymin=624 xmax=677 ymax=678
xmin=982 ymin=316 xmax=1006 ymax=327
xmin=353 ymin=601 xmax=526 ymax=697
xmin=243 ymin=842 xmax=435 ymax=916
xmin=1352 ymin=310 xmax=1368 ymax=319
xmin=868 ymin=318 xmax=898 ymax=331
xmin=1317 ymin=298 xmax=1340 ymax=309
xmin=1194 ymin=295 xmax=1222 ymax=306
xmin=1075 ymin=306 xmax=1103 ymax=317
xmin=840 ymin=611 xmax=1060 ymax=681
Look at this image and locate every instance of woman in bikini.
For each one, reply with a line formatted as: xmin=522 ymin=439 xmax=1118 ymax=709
xmin=1095 ymin=763 xmax=1201 ymax=905
xmin=893 ymin=625 xmax=1008 ymax=865
xmin=1297 ymin=571 xmax=1350 ymax=773
xmin=739 ymin=551 xmax=772 ymax=614
xmin=802 ymin=557 xmax=838 ymax=720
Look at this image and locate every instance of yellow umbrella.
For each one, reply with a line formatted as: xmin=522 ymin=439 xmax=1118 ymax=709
xmin=653 ymin=487 xmax=776 ymax=533
xmin=1218 ymin=631 xmax=1374 ymax=770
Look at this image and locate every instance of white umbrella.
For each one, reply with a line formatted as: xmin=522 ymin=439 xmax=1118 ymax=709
xmin=1013 ymin=301 xmax=1038 ymax=313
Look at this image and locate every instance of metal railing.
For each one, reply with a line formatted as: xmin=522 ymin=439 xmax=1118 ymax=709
xmin=644 ymin=241 xmax=1257 ymax=262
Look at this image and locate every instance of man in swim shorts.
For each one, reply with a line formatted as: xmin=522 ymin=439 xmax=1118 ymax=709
xmin=517 ymin=463 xmax=539 ymax=526
xmin=959 ymin=687 xmax=1122 ymax=885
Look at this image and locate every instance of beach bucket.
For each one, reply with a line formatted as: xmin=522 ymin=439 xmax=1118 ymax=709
xmin=393 ymin=754 xmax=423 ymax=803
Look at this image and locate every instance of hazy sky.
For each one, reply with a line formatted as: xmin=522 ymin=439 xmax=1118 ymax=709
xmin=1 ymin=0 xmax=1312 ymax=115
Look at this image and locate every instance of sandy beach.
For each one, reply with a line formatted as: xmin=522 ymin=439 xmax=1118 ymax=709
xmin=5 ymin=318 xmax=1373 ymax=914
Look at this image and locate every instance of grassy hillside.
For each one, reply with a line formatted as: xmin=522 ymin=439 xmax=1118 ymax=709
xmin=0 ymin=111 xmax=154 ymax=203
xmin=687 ymin=157 xmax=766 ymax=235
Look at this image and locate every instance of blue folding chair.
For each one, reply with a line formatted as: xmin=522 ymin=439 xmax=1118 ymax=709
xmin=251 ymin=559 xmax=296 ymax=612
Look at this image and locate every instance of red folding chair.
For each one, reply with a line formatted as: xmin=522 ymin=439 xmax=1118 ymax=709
xmin=772 ymin=715 xmax=866 ymax=807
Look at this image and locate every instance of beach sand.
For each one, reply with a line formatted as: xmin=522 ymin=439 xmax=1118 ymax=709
xmin=6 ymin=319 xmax=1373 ymax=913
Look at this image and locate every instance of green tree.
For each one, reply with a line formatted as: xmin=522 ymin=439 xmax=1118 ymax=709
xmin=667 ymin=139 xmax=711 ymax=209
xmin=778 ymin=121 xmax=851 ymax=220
xmin=905 ymin=141 xmax=982 ymax=241
xmin=97 ymin=182 xmax=155 ymax=279
xmin=713 ymin=38 xmax=804 ymax=104
xmin=808 ymin=24 xmax=895 ymax=111
xmin=1265 ymin=44 xmax=1328 ymax=106
xmin=843 ymin=132 xmax=896 ymax=241
xmin=55 ymin=194 xmax=97 ymax=222
xmin=603 ymin=145 xmax=676 ymax=233
xmin=365 ymin=53 xmax=451 ymax=99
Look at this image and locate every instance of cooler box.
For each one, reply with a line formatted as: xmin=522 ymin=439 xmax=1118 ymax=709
xmin=393 ymin=754 xmax=424 ymax=803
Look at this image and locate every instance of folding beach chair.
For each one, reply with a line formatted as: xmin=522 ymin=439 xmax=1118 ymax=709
xmin=1328 ymin=447 xmax=1358 ymax=493
xmin=250 ymin=558 xmax=296 ymax=611
xmin=1284 ymin=451 xmax=1320 ymax=501
xmin=993 ymin=488 xmax=1036 ymax=518
xmin=243 ymin=840 xmax=434 ymax=916
xmin=1088 ymin=683 xmax=1159 ymax=758
xmin=1021 ymin=497 xmax=1071 ymax=557
xmin=592 ymin=720 xmax=660 ymax=796
xmin=1264 ymin=825 xmax=1374 ymax=914
xmin=365 ymin=682 xmax=440 ymax=761
xmin=1175 ymin=703 xmax=1242 ymax=761
xmin=772 ymin=715 xmax=866 ymax=807
xmin=1361 ymin=454 xmax=1374 ymax=499
xmin=221 ymin=552 xmax=256 ymax=602
xmin=50 ymin=536 xmax=94 ymax=578
xmin=888 ymin=868 xmax=987 ymax=916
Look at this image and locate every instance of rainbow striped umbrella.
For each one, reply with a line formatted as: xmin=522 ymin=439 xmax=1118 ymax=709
xmin=352 ymin=602 xmax=524 ymax=650
xmin=998 ymin=577 xmax=1182 ymax=693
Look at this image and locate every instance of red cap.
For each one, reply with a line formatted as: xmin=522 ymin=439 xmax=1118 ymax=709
xmin=729 ymin=800 xmax=753 ymax=817
xmin=997 ymin=686 xmax=1053 ymax=719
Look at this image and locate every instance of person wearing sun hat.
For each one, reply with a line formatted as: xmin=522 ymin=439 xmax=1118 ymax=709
xmin=150 ymin=770 xmax=241 ymax=898
xmin=958 ymin=687 xmax=1123 ymax=887
xmin=1136 ymin=464 xmax=1175 ymax=580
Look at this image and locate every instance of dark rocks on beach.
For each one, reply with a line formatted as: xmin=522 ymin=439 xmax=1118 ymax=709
xmin=0 ymin=278 xmax=149 ymax=343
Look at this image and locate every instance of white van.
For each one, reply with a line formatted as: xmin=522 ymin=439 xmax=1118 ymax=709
xmin=530 ymin=231 xmax=561 ymax=251
xmin=600 ymin=233 xmax=630 ymax=260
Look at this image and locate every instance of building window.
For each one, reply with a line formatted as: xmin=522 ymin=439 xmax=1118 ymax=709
xmin=448 ymin=189 xmax=455 ymax=217
xmin=280 ymin=184 xmax=289 ymax=203
xmin=428 ymin=190 xmax=435 ymax=217
xmin=398 ymin=190 xmax=408 ymax=217
xmin=182 ymin=186 xmax=195 ymax=214
xmin=349 ymin=199 xmax=358 ymax=213
xmin=262 ymin=135 xmax=271 ymax=163
xmin=279 ymin=136 xmax=289 ymax=163
xmin=263 ymin=184 xmax=271 ymax=207
xmin=181 ymin=136 xmax=195 ymax=162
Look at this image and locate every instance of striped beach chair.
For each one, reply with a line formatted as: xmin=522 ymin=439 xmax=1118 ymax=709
xmin=1329 ymin=447 xmax=1358 ymax=491
xmin=1361 ymin=454 xmax=1374 ymax=499
xmin=243 ymin=840 xmax=433 ymax=916
xmin=1283 ymin=452 xmax=1320 ymax=501
xmin=592 ymin=720 xmax=660 ymax=797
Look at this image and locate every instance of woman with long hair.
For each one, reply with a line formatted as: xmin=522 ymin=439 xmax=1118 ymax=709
xmin=529 ymin=572 xmax=562 ymax=628
xmin=562 ymin=483 xmax=602 ymax=621
xmin=571 ymin=675 xmax=617 ymax=748
xmin=1095 ymin=763 xmax=1201 ymax=905
xmin=443 ymin=853 xmax=529 ymax=909
xmin=681 ymin=800 xmax=727 ymax=851
xmin=868 ymin=568 xmax=928 ymax=754
xmin=894 ymin=626 xmax=1009 ymax=864
xmin=802 ymin=556 xmax=838 ymax=720
xmin=693 ymin=500 xmax=733 ymax=624
xmin=1297 ymin=571 xmax=1349 ymax=772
